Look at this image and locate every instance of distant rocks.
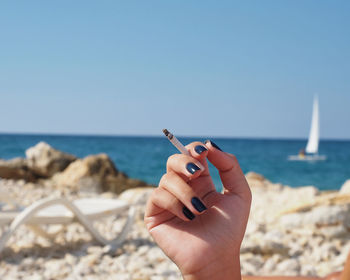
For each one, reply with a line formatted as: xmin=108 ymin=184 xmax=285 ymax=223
xmin=51 ymin=153 xmax=148 ymax=194
xmin=245 ymin=171 xmax=284 ymax=191
xmin=245 ymin=171 xmax=267 ymax=188
xmin=0 ymin=142 xmax=151 ymax=193
xmin=340 ymin=179 xmax=350 ymax=194
xmin=26 ymin=142 xmax=76 ymax=177
xmin=0 ymin=142 xmax=76 ymax=181
xmin=0 ymin=158 xmax=36 ymax=181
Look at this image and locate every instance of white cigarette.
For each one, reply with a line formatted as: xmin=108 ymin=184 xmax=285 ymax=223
xmin=162 ymin=129 xmax=190 ymax=155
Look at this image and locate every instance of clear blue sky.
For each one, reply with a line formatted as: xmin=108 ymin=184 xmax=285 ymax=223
xmin=1 ymin=1 xmax=349 ymax=139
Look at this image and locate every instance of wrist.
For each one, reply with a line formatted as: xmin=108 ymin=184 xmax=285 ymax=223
xmin=182 ymin=254 xmax=241 ymax=280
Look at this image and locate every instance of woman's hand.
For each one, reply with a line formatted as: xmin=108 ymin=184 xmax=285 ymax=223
xmin=144 ymin=140 xmax=252 ymax=280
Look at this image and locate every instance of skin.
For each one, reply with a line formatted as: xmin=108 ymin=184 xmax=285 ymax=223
xmin=144 ymin=140 xmax=347 ymax=280
xmin=145 ymin=140 xmax=251 ymax=279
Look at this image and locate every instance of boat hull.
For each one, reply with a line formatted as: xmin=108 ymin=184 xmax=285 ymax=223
xmin=288 ymin=155 xmax=326 ymax=161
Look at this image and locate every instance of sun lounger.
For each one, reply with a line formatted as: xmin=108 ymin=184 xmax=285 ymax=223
xmin=0 ymin=195 xmax=136 ymax=253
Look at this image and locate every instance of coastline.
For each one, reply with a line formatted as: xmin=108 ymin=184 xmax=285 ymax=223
xmin=1 ymin=134 xmax=350 ymax=191
xmin=0 ymin=142 xmax=349 ymax=278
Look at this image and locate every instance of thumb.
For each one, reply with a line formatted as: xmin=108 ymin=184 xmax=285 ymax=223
xmin=204 ymin=140 xmax=251 ymax=201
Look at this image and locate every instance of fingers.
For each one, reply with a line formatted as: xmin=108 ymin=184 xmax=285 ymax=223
xmin=185 ymin=141 xmax=209 ymax=159
xmin=166 ymin=153 xmax=205 ymax=181
xmin=185 ymin=142 xmax=210 ymax=176
xmin=144 ymin=187 xmax=195 ymax=229
xmin=204 ymin=140 xmax=251 ymax=201
xmin=166 ymin=142 xmax=217 ymax=204
xmin=166 ymin=140 xmax=211 ymax=179
xmin=144 ymin=170 xmax=209 ymax=227
xmin=160 ymin=172 xmax=208 ymax=216
xmin=145 ymin=140 xmax=222 ymax=228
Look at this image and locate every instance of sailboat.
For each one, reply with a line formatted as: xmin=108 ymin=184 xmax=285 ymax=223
xmin=288 ymin=95 xmax=326 ymax=161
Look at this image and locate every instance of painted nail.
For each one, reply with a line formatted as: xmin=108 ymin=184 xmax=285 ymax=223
xmin=194 ymin=145 xmax=207 ymax=155
xmin=183 ymin=206 xmax=195 ymax=220
xmin=191 ymin=197 xmax=207 ymax=212
xmin=186 ymin=162 xmax=201 ymax=174
xmin=205 ymin=140 xmax=222 ymax=151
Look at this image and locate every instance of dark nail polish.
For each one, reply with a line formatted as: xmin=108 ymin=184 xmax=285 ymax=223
xmin=186 ymin=162 xmax=200 ymax=174
xmin=205 ymin=140 xmax=222 ymax=151
xmin=183 ymin=206 xmax=195 ymax=220
xmin=194 ymin=145 xmax=207 ymax=155
xmin=191 ymin=197 xmax=207 ymax=212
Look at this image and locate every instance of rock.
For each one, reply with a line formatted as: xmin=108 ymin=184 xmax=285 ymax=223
xmin=305 ymin=205 xmax=350 ymax=227
xmin=277 ymin=186 xmax=318 ymax=214
xmin=245 ymin=172 xmax=267 ymax=188
xmin=281 ymin=204 xmax=350 ymax=228
xmin=260 ymin=230 xmax=290 ymax=256
xmin=340 ymin=180 xmax=350 ymax=194
xmin=26 ymin=142 xmax=76 ymax=178
xmin=313 ymin=243 xmax=338 ymax=262
xmin=51 ymin=153 xmax=149 ymax=194
xmin=318 ymin=224 xmax=349 ymax=238
xmin=246 ymin=171 xmax=265 ymax=181
xmin=300 ymin=264 xmax=317 ymax=276
xmin=118 ymin=187 xmax=154 ymax=204
xmin=241 ymin=230 xmax=290 ymax=256
xmin=276 ymin=259 xmax=300 ymax=275
xmin=279 ymin=204 xmax=350 ymax=239
xmin=0 ymin=158 xmax=36 ymax=181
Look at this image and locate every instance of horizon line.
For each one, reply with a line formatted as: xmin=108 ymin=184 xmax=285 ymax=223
xmin=0 ymin=131 xmax=349 ymax=142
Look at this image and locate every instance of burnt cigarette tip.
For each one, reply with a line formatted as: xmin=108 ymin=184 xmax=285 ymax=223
xmin=162 ymin=129 xmax=170 ymax=137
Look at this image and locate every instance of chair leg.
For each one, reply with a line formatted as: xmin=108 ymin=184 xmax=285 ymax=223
xmin=0 ymin=197 xmax=136 ymax=253
xmin=71 ymin=204 xmax=136 ymax=248
xmin=0 ymin=197 xmax=70 ymax=253
xmin=27 ymin=225 xmax=65 ymax=241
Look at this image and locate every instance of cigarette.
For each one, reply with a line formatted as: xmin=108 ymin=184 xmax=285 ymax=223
xmin=162 ymin=129 xmax=190 ymax=155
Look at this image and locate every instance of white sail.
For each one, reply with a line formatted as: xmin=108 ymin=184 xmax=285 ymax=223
xmin=305 ymin=96 xmax=319 ymax=154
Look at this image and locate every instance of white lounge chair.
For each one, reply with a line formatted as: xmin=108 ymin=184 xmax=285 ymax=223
xmin=0 ymin=195 xmax=136 ymax=253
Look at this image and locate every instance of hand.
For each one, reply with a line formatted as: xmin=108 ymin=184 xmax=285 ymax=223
xmin=144 ymin=140 xmax=252 ymax=280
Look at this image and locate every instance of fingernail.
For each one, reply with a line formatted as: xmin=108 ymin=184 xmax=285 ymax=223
xmin=186 ymin=162 xmax=201 ymax=174
xmin=183 ymin=206 xmax=195 ymax=220
xmin=191 ymin=197 xmax=207 ymax=212
xmin=205 ymin=140 xmax=222 ymax=151
xmin=194 ymin=145 xmax=207 ymax=155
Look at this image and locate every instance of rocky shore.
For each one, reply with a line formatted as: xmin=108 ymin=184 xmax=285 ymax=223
xmin=0 ymin=143 xmax=350 ymax=279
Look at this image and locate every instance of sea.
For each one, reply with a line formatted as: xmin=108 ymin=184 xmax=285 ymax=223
xmin=0 ymin=134 xmax=349 ymax=191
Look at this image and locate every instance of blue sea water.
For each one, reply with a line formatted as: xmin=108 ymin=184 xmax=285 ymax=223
xmin=0 ymin=134 xmax=349 ymax=191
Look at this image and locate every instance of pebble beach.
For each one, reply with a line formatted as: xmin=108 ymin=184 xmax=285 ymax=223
xmin=0 ymin=142 xmax=350 ymax=279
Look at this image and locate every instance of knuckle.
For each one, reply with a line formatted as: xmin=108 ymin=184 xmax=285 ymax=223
xmin=158 ymin=173 xmax=169 ymax=187
xmin=167 ymin=194 xmax=178 ymax=207
xmin=227 ymin=153 xmax=239 ymax=169
xmin=230 ymin=153 xmax=238 ymax=163
xmin=159 ymin=171 xmax=178 ymax=187
xmin=151 ymin=187 xmax=161 ymax=197
xmin=166 ymin=154 xmax=182 ymax=167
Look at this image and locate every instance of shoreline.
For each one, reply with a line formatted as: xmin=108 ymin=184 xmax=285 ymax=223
xmin=1 ymin=137 xmax=349 ymax=191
